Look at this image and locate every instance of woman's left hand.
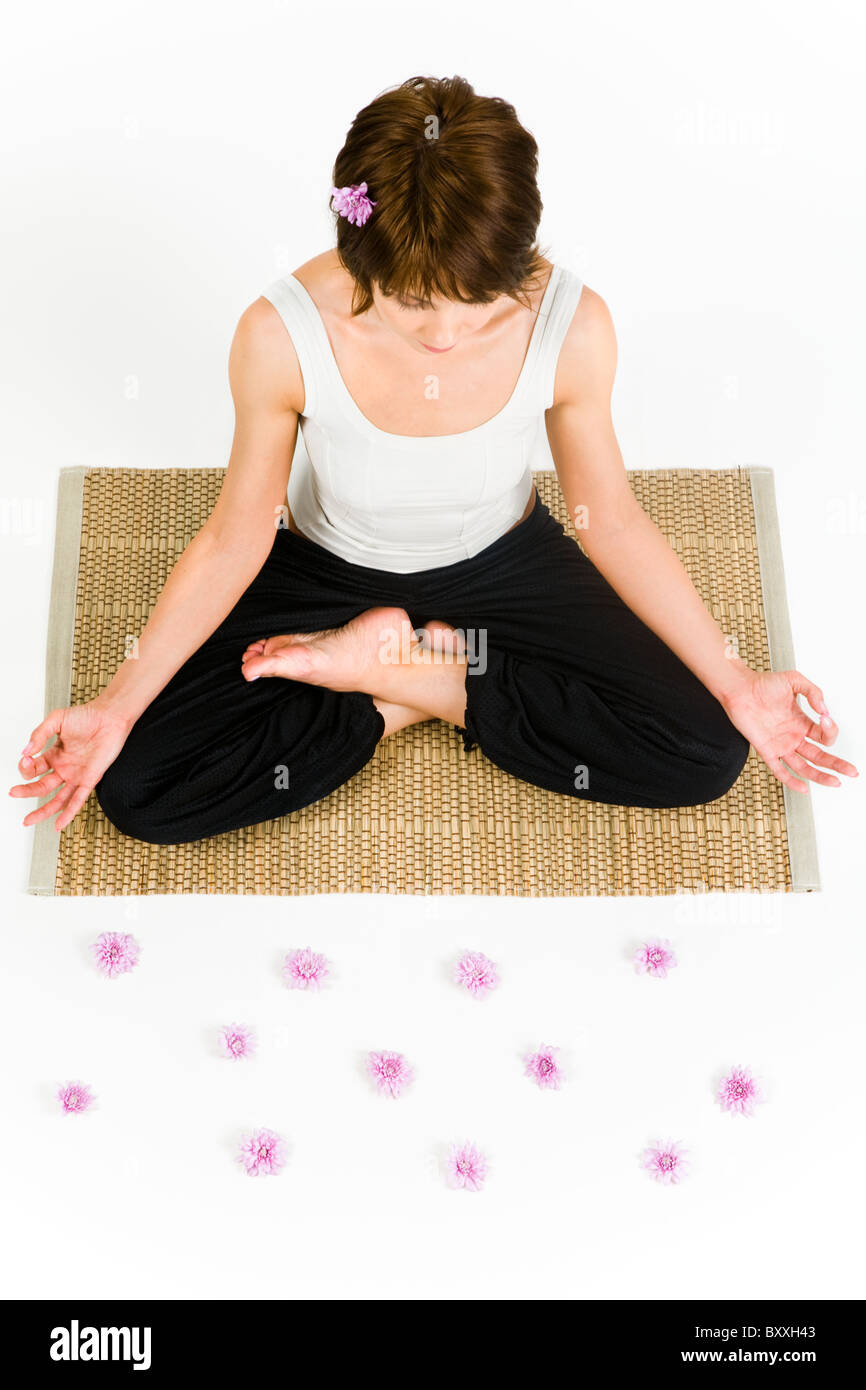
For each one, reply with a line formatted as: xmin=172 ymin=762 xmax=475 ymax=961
xmin=722 ymin=669 xmax=858 ymax=793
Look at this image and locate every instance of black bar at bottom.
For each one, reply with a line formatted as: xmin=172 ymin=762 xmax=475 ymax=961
xmin=0 ymin=1298 xmax=858 ymax=1374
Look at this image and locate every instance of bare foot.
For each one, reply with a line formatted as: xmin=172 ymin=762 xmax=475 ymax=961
xmin=415 ymin=620 xmax=467 ymax=658
xmin=241 ymin=606 xmax=422 ymax=691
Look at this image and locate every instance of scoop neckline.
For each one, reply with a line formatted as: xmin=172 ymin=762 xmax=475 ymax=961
xmin=287 ymin=262 xmax=562 ymax=444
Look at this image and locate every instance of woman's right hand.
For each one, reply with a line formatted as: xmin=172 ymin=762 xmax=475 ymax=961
xmin=9 ymin=701 xmax=133 ymax=832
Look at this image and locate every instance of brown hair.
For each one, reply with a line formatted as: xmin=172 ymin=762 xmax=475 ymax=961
xmin=331 ymin=75 xmax=549 ymax=316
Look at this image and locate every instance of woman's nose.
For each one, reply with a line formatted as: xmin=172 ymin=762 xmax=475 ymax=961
xmin=421 ymin=315 xmax=463 ymax=346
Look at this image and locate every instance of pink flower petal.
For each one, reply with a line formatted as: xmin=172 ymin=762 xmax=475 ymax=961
xmin=366 ymin=1050 xmax=414 ymax=1098
xmin=454 ymin=951 xmax=499 ymax=997
xmin=218 ymin=1024 xmax=257 ymax=1061
xmin=331 ymin=182 xmax=377 ymax=226
xmin=641 ymin=1139 xmax=689 ymax=1184
xmin=446 ymin=1141 xmax=488 ymax=1191
xmin=237 ymin=1127 xmax=287 ymax=1176
xmin=90 ymin=932 xmax=141 ymax=979
xmin=57 ymin=1081 xmax=95 ymax=1114
xmin=524 ymin=1044 xmax=565 ymax=1090
xmin=717 ymin=1065 xmax=763 ymax=1116
xmin=634 ymin=938 xmax=677 ymax=979
xmin=283 ymin=947 xmax=330 ymax=991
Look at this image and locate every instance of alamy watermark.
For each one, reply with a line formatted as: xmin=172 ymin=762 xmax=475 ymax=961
xmin=379 ymin=624 xmax=488 ymax=675
xmin=50 ymin=1319 xmax=151 ymax=1371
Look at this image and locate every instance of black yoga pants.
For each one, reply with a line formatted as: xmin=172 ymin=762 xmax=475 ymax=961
xmin=95 ymin=491 xmax=750 ymax=845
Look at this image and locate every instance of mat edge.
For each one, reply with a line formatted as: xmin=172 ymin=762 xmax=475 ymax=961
xmin=26 ymin=467 xmax=87 ymax=896
xmin=748 ymin=467 xmax=820 ymax=892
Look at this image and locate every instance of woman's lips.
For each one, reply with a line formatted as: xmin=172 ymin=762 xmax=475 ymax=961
xmin=421 ymin=342 xmax=455 ymax=353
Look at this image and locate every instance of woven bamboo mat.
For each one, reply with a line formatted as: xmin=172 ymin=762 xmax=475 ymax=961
xmin=28 ymin=466 xmax=818 ymax=896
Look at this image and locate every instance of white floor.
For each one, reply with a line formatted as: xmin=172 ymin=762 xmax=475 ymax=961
xmin=2 ymin=0 xmax=865 ymax=1302
xmin=3 ymin=856 xmax=864 ymax=1300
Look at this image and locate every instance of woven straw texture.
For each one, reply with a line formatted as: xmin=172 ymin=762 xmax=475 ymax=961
xmin=50 ymin=467 xmax=792 ymax=896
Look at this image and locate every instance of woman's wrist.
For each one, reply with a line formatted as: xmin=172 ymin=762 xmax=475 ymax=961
xmin=712 ymin=656 xmax=755 ymax=712
xmin=91 ymin=688 xmax=139 ymax=732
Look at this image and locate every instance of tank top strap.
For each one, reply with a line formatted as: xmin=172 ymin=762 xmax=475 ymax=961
xmin=521 ymin=264 xmax=585 ymax=412
xmin=260 ymin=274 xmax=326 ymax=419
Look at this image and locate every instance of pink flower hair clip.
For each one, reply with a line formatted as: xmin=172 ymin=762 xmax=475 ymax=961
xmin=331 ymin=181 xmax=377 ymax=227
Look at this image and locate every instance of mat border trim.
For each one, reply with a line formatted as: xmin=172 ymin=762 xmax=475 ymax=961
xmin=749 ymin=467 xmax=819 ymax=891
xmin=27 ymin=467 xmax=86 ymax=895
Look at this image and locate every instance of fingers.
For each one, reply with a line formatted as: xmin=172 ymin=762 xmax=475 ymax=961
xmin=814 ymin=713 xmax=838 ymax=746
xmin=800 ymin=717 xmax=836 ymax=747
xmin=786 ymin=671 xmax=840 ymax=745
xmin=53 ymin=785 xmax=93 ymax=832
xmin=786 ymin=670 xmax=827 ymax=716
xmin=9 ymin=769 xmax=64 ymax=800
xmin=21 ymin=709 xmax=64 ymax=759
xmin=785 ymin=672 xmax=842 ymax=746
xmin=766 ymin=756 xmax=810 ymax=794
xmin=785 ymin=749 xmax=840 ymax=789
xmin=17 ymin=751 xmax=52 ymax=779
xmin=21 ymin=782 xmax=74 ymax=827
xmin=798 ymin=739 xmax=858 ymax=779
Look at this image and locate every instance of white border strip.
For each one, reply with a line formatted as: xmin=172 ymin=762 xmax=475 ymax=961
xmin=749 ymin=467 xmax=820 ymax=892
xmin=27 ymin=467 xmax=87 ymax=895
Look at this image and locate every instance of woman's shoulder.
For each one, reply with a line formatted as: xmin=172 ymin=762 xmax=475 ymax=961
xmin=289 ymin=247 xmax=351 ymax=314
xmin=231 ymin=251 xmax=345 ymax=417
xmin=550 ymin=280 xmax=618 ymax=407
xmin=563 ymin=280 xmax=611 ymax=340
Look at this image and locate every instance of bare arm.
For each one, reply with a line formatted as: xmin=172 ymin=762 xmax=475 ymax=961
xmin=545 ymin=287 xmax=857 ymax=792
xmin=12 ymin=295 xmax=306 ymax=829
xmin=546 ymin=288 xmax=752 ymax=703
xmin=96 ymin=296 xmax=303 ymax=727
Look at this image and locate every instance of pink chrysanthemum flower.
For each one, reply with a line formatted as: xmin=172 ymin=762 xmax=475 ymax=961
xmin=524 ymin=1044 xmax=565 ymax=1090
xmin=90 ymin=931 xmax=141 ymax=979
xmin=634 ymin=938 xmax=677 ymax=979
xmin=218 ymin=1024 xmax=257 ymax=1061
xmin=717 ymin=1065 xmax=762 ymax=1117
xmin=366 ymin=1050 xmax=414 ymax=1098
xmin=454 ymin=951 xmax=499 ymax=998
xmin=446 ymin=1142 xmax=488 ymax=1192
xmin=237 ymin=1128 xmax=287 ymax=1177
xmin=641 ymin=1139 xmax=689 ymax=1185
xmin=283 ymin=947 xmax=330 ymax=991
xmin=330 ymin=181 xmax=377 ymax=226
xmin=57 ymin=1081 xmax=95 ymax=1114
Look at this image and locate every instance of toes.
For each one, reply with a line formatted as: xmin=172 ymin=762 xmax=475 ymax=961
xmin=416 ymin=620 xmax=466 ymax=658
xmin=243 ymin=646 xmax=315 ymax=682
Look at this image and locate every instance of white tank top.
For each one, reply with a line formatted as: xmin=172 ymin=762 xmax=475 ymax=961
xmin=261 ymin=262 xmax=584 ymax=572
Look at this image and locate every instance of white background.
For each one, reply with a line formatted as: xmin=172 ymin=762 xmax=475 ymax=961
xmin=1 ymin=0 xmax=864 ymax=1300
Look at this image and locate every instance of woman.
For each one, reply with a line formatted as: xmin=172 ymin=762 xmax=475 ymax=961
xmin=10 ymin=75 xmax=856 ymax=845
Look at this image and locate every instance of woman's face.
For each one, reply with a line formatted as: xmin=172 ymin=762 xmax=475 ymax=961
xmin=370 ymin=286 xmax=502 ymax=356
